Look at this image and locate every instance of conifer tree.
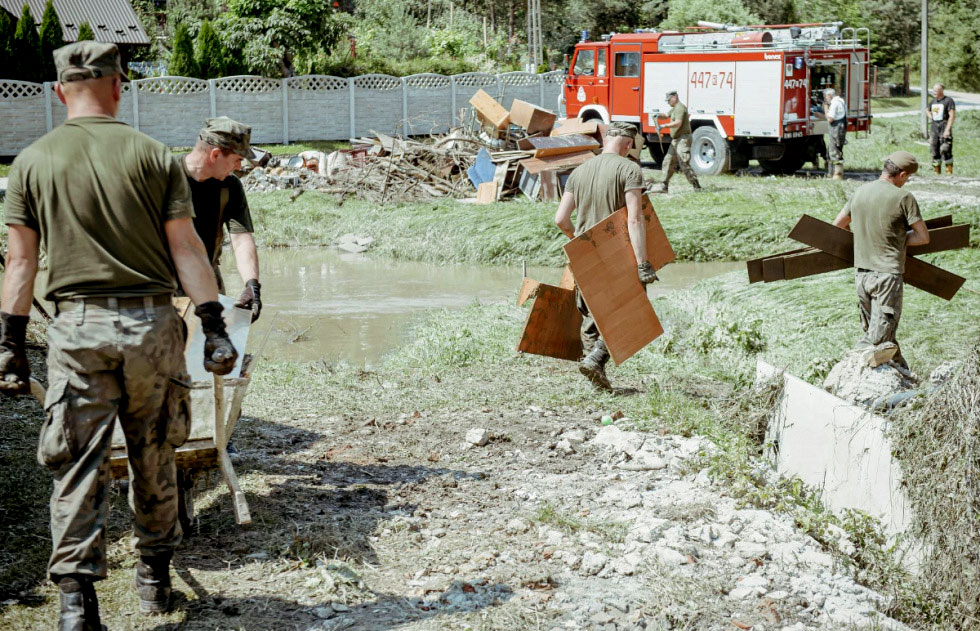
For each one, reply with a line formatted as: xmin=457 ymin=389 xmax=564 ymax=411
xmin=38 ymin=0 xmax=64 ymax=81
xmin=13 ymin=3 xmax=42 ymax=82
xmin=76 ymin=20 xmax=94 ymax=41
xmin=168 ymin=22 xmax=198 ymax=77
xmin=195 ymin=20 xmax=225 ymax=79
xmin=0 ymin=10 xmax=16 ymax=79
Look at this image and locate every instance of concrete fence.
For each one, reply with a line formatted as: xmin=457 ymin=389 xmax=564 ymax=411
xmin=0 ymin=71 xmax=567 ymax=155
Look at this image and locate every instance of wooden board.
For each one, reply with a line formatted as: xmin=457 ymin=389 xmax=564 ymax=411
xmin=559 ymin=265 xmax=575 ymax=289
xmin=517 ymin=278 xmax=540 ymax=306
xmin=468 ymin=89 xmax=509 ymax=129
xmin=903 ymin=256 xmax=965 ymax=301
xmin=519 ymin=150 xmax=595 ymax=175
xmin=563 ymin=196 xmax=672 ymax=365
xmin=476 ymin=181 xmax=498 ymax=204
xmin=518 ymin=169 xmax=560 ymax=201
xmin=746 ymin=248 xmax=810 ymax=283
xmin=516 ymin=283 xmax=583 ymax=361
xmin=780 ymin=249 xmax=851 ymax=280
xmin=518 ymin=134 xmax=600 ymax=158
xmin=907 ymin=224 xmax=970 ymax=256
xmin=509 ymin=99 xmax=557 ymax=135
xmin=551 ymin=118 xmax=600 ymax=138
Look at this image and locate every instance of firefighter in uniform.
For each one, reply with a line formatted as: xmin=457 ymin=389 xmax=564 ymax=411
xmin=926 ymin=83 xmax=955 ymax=174
xmin=554 ymin=122 xmax=659 ymax=390
xmin=654 ymin=90 xmax=701 ymax=193
xmin=179 ymin=117 xmax=262 ymax=322
xmin=0 ymin=42 xmax=238 ymax=629
xmin=823 ymin=88 xmax=847 ymax=180
xmin=832 ymin=151 xmax=929 ymax=369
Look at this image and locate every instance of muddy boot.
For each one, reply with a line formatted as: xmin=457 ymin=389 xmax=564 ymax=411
xmin=946 ymin=163 xmax=953 ymax=175
xmin=933 ymin=163 xmax=941 ymax=175
xmin=832 ymin=164 xmax=844 ymax=180
xmin=579 ymin=342 xmax=612 ymax=391
xmin=58 ymin=576 xmax=106 ymax=631
xmin=135 ymin=554 xmax=172 ymax=614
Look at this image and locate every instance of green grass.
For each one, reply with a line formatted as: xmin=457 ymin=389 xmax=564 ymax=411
xmin=871 ymin=95 xmax=922 ymax=112
xmin=0 ymin=162 xmax=10 ymax=177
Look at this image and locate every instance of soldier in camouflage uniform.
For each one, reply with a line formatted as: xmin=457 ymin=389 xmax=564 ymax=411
xmin=0 ymin=42 xmax=238 ymax=631
xmin=654 ymin=90 xmax=701 ymax=194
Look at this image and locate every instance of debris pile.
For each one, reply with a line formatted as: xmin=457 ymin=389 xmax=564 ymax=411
xmin=240 ymin=90 xmax=616 ymax=204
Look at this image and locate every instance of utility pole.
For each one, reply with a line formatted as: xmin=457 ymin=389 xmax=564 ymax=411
xmin=526 ymin=0 xmax=542 ymax=71
xmin=920 ymin=0 xmax=928 ymax=138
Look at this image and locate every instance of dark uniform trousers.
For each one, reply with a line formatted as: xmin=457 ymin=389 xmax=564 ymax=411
xmin=930 ymin=122 xmax=953 ymax=166
xmin=40 ymin=295 xmax=190 ymax=581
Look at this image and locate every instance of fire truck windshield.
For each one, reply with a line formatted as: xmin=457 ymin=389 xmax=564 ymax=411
xmin=573 ymin=49 xmax=595 ymax=76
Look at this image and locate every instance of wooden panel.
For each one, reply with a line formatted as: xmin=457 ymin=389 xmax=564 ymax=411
xmin=782 ymin=249 xmax=852 ymax=280
xmin=788 ymin=214 xmax=854 ymax=261
xmin=746 ymin=247 xmax=810 ymax=283
xmin=762 ymin=256 xmax=785 ymax=282
xmin=907 ymin=224 xmax=970 ymax=256
xmin=563 ymin=195 xmax=671 ymax=365
xmin=559 ymin=265 xmax=575 ymax=290
xmin=518 ymin=134 xmax=600 ymax=157
xmin=925 ymin=215 xmax=952 ymax=229
xmin=517 ymin=278 xmax=540 ymax=306
xmin=519 ymin=150 xmax=595 ymax=174
xmin=516 ymin=283 xmax=583 ymax=361
xmin=476 ymin=181 xmax=498 ymax=204
xmin=903 ymin=256 xmax=966 ymax=301
xmin=509 ymin=99 xmax=557 ymax=135
xmin=551 ymin=118 xmax=600 ymax=138
xmin=469 ymin=89 xmax=509 ymax=129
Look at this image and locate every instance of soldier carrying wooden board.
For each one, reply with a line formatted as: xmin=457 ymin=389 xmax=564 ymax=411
xmin=554 ymin=122 xmax=659 ymax=390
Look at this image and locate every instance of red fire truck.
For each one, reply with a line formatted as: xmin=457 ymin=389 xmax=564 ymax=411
xmin=564 ymin=22 xmax=871 ymax=175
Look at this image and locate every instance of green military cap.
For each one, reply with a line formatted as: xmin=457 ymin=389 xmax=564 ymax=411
xmin=665 ymin=90 xmax=678 ymax=100
xmin=54 ymin=41 xmax=127 ymax=84
xmin=199 ymin=117 xmax=260 ymax=162
xmin=885 ymin=150 xmax=919 ymax=174
xmin=607 ymin=121 xmax=638 ymax=139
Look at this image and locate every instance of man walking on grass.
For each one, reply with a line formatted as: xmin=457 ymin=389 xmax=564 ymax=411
xmin=555 ymin=122 xmax=659 ymax=391
xmin=0 ymin=42 xmax=238 ymax=630
xmin=654 ymin=90 xmax=701 ymax=194
xmin=832 ymin=151 xmax=929 ymax=369
xmin=926 ymin=83 xmax=955 ymax=175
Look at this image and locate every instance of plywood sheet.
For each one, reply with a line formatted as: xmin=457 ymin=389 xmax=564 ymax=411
xmin=516 ymin=283 xmax=583 ymax=361
xmin=907 ymin=224 xmax=970 ymax=256
xmin=469 ymin=89 xmax=509 ymax=129
xmin=476 ymin=181 xmax=498 ymax=204
xmin=509 ymin=99 xmax=557 ymax=135
xmin=563 ymin=196 xmax=672 ymax=365
xmin=519 ymin=150 xmax=595 ymax=175
xmin=551 ymin=118 xmax=600 ymax=138
xmin=517 ymin=278 xmax=540 ymax=306
xmin=558 ymin=265 xmax=575 ymax=289
xmin=518 ymin=134 xmax=600 ymax=157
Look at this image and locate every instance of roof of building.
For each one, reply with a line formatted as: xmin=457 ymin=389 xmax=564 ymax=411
xmin=0 ymin=0 xmax=150 ymax=45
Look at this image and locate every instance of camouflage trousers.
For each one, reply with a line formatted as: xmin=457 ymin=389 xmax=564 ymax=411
xmin=662 ymin=135 xmax=700 ymax=187
xmin=827 ymin=123 xmax=846 ymax=166
xmin=575 ymin=289 xmax=603 ymax=355
xmin=855 ymin=270 xmax=905 ymax=363
xmin=40 ymin=296 xmax=190 ymax=581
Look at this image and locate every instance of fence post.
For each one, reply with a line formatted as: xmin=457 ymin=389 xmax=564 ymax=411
xmin=401 ymin=77 xmax=409 ymax=138
xmin=539 ymin=74 xmax=545 ymax=107
xmin=132 ymin=80 xmax=139 ymax=131
xmin=208 ymin=79 xmax=217 ymax=117
xmin=348 ymin=77 xmax=356 ymax=139
xmin=450 ymin=76 xmax=457 ymax=126
xmin=281 ymin=78 xmax=289 ymax=145
xmin=43 ymin=82 xmax=53 ymax=132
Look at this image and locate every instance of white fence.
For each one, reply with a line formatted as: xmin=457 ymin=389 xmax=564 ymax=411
xmin=0 ymin=71 xmax=566 ymax=155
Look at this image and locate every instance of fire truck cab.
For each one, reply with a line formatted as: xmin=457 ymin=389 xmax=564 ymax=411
xmin=565 ymin=23 xmax=871 ymax=175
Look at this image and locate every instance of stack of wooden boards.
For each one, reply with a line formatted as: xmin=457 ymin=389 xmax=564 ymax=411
xmin=468 ymin=89 xmax=606 ymax=203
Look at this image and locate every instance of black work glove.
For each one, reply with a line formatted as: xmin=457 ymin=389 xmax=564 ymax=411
xmin=637 ymin=261 xmax=659 ymax=286
xmin=234 ymin=279 xmax=262 ymax=323
xmin=194 ymin=302 xmax=239 ymax=376
xmin=0 ymin=312 xmax=30 ymax=396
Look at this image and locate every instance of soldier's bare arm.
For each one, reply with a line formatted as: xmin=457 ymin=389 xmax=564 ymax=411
xmin=1 ymin=225 xmax=40 ymax=316
xmin=832 ymin=207 xmax=851 ymax=230
xmin=230 ymin=232 xmax=260 ymax=284
xmin=165 ymin=217 xmax=220 ymax=306
xmin=624 ymin=189 xmax=647 ymax=265
xmin=907 ymin=220 xmax=930 ymax=247
xmin=945 ymin=109 xmax=955 ymax=137
xmin=554 ymin=192 xmax=577 ymax=240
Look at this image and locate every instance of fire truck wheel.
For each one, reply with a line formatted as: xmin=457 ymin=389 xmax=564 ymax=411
xmin=690 ymin=127 xmax=731 ymax=176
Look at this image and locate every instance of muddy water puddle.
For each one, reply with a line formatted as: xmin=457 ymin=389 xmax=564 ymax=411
xmin=222 ymin=248 xmax=739 ymax=366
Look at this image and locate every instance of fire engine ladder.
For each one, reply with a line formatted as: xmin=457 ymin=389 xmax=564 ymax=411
xmin=840 ymin=27 xmax=872 ymax=139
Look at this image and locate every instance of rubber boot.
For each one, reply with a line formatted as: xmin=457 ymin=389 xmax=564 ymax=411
xmin=831 ymin=164 xmax=844 ymax=181
xmin=933 ymin=164 xmax=941 ymax=175
xmin=579 ymin=341 xmax=612 ymax=391
xmin=946 ymin=163 xmax=953 ymax=175
xmin=135 ymin=554 xmax=172 ymax=614
xmin=58 ymin=576 xmax=106 ymax=631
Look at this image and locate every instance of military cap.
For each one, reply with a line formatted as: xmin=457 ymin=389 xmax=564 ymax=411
xmin=885 ymin=150 xmax=919 ymax=174
xmin=665 ymin=90 xmax=678 ymax=100
xmin=199 ymin=117 xmax=261 ymax=162
xmin=54 ymin=41 xmax=127 ymax=84
xmin=606 ymin=121 xmax=638 ymax=139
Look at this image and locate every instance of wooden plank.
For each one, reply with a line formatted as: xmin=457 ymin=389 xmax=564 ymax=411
xmin=468 ymin=89 xmax=509 ymax=129
xmin=551 ymin=118 xmax=600 ymax=138
xmin=516 ymin=283 xmax=583 ymax=361
xmin=539 ymin=171 xmax=559 ymax=202
xmin=925 ymin=215 xmax=952 ymax=229
xmin=782 ymin=249 xmax=852 ymax=280
xmin=519 ymin=150 xmax=595 ymax=175
xmin=476 ymin=181 xmax=498 ymax=204
xmin=518 ymin=134 xmax=600 ymax=158
xmin=563 ymin=195 xmax=671 ymax=365
xmin=788 ymin=214 xmax=854 ymax=261
xmin=492 ymin=162 xmax=509 ymax=201
xmin=559 ymin=265 xmax=575 ymax=290
xmin=904 ymin=256 xmax=966 ymax=301
xmin=517 ymin=278 xmax=540 ymax=306
xmin=762 ymin=256 xmax=786 ymax=282
xmin=907 ymin=224 xmax=970 ymax=256
xmin=509 ymin=99 xmax=557 ymax=135
xmin=746 ymin=247 xmax=810 ymax=283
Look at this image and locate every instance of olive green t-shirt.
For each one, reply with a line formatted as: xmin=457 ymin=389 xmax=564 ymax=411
xmin=566 ymin=153 xmax=644 ymax=236
xmin=670 ymin=102 xmax=692 ymax=137
xmin=4 ymin=117 xmax=193 ymax=301
xmin=842 ymin=179 xmax=923 ymax=274
xmin=178 ymin=157 xmax=253 ymax=265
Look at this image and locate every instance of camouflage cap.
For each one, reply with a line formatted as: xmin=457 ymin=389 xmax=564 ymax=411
xmin=606 ymin=121 xmax=638 ymax=140
xmin=199 ymin=117 xmax=260 ymax=162
xmin=54 ymin=41 xmax=127 ymax=84
xmin=885 ymin=150 xmax=919 ymax=174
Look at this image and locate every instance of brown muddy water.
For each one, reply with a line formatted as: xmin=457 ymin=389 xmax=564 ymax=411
xmin=221 ymin=248 xmax=740 ymax=366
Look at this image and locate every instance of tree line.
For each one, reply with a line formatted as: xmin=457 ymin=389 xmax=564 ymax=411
xmin=1 ymin=0 xmax=96 ymax=83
